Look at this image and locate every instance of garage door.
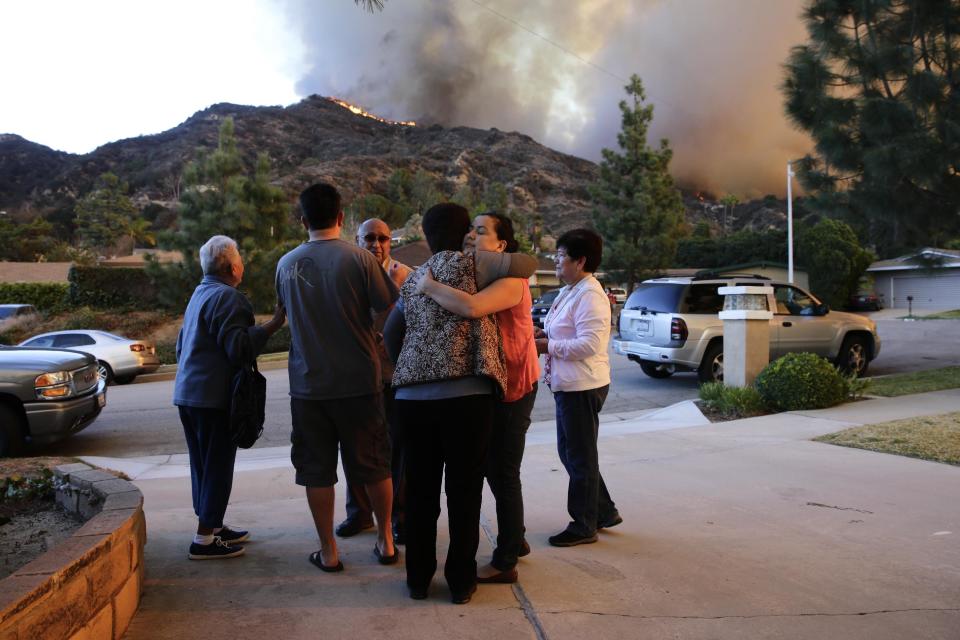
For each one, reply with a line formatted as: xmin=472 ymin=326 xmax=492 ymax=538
xmin=893 ymin=272 xmax=960 ymax=309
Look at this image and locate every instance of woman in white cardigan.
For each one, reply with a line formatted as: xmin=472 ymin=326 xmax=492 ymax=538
xmin=535 ymin=229 xmax=622 ymax=547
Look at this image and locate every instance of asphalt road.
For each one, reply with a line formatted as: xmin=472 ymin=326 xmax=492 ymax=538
xmin=33 ymin=316 xmax=960 ymax=459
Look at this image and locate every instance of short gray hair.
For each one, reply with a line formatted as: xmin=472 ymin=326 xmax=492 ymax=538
xmin=199 ymin=235 xmax=240 ymax=276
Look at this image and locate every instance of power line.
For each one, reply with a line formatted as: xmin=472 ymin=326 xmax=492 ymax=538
xmin=464 ymin=0 xmax=628 ymax=84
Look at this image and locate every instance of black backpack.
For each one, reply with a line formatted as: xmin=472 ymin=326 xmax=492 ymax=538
xmin=229 ymin=361 xmax=266 ymax=449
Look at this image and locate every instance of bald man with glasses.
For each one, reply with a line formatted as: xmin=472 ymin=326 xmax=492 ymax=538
xmin=336 ymin=218 xmax=412 ymax=542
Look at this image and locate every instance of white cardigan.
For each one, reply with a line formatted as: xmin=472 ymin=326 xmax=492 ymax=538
xmin=543 ymin=275 xmax=611 ymax=392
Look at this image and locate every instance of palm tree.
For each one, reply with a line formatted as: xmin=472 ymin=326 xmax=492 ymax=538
xmin=353 ymin=0 xmax=385 ymax=11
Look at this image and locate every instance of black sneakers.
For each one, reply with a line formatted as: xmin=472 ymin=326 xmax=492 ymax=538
xmin=188 ymin=536 xmax=245 ymax=560
xmin=548 ymin=529 xmax=598 ymax=547
xmin=217 ymin=526 xmax=250 ymax=544
xmin=598 ymin=513 xmax=623 ymax=529
xmin=335 ymin=517 xmax=375 ymax=537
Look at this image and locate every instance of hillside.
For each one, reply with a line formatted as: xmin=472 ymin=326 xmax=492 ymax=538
xmin=0 ymin=95 xmax=799 ymax=240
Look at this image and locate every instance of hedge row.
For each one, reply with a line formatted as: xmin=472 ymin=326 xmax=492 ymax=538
xmin=0 ymin=282 xmax=69 ymax=311
xmin=68 ymin=266 xmax=156 ymax=309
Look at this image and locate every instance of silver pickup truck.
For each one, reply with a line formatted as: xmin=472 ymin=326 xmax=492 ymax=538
xmin=0 ymin=346 xmax=107 ymax=456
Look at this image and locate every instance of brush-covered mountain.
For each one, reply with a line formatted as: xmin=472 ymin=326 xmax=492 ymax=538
xmin=0 ymin=95 xmax=797 ymax=241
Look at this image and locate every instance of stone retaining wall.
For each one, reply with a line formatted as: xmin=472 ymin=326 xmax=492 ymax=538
xmin=0 ymin=463 xmax=146 ymax=640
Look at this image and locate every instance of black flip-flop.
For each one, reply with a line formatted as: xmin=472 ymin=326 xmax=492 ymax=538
xmin=309 ymin=551 xmax=344 ymax=572
xmin=374 ymin=543 xmax=400 ymax=565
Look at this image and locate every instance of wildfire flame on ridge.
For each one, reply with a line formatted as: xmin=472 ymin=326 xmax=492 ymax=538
xmin=327 ymin=97 xmax=416 ymax=127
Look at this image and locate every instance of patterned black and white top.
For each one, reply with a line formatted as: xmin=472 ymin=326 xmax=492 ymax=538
xmin=391 ymin=250 xmax=507 ymax=396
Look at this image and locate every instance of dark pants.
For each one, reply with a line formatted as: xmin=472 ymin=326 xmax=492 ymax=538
xmin=343 ymin=387 xmax=404 ymax=527
xmin=488 ymin=384 xmax=538 ymax=571
xmin=398 ymin=395 xmax=494 ymax=594
xmin=178 ymin=405 xmax=237 ymax=530
xmin=554 ymin=385 xmax=617 ymax=537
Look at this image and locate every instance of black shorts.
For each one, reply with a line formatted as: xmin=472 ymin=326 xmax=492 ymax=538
xmin=290 ymin=393 xmax=392 ymax=488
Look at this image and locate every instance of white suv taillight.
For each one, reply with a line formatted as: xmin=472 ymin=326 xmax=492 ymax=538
xmin=670 ymin=317 xmax=688 ymax=342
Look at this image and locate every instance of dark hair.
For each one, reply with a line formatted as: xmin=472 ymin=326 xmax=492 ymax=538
xmin=299 ymin=183 xmax=341 ymax=230
xmin=422 ymin=203 xmax=471 ymax=254
xmin=478 ymin=211 xmax=519 ymax=253
xmin=557 ymin=228 xmax=602 ymax=272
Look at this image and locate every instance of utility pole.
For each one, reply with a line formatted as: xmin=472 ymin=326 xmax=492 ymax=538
xmin=786 ymin=162 xmax=795 ymax=284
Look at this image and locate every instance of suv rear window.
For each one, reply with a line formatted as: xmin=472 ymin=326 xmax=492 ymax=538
xmin=624 ymin=283 xmax=685 ymax=312
xmin=679 ymin=283 xmax=724 ymax=314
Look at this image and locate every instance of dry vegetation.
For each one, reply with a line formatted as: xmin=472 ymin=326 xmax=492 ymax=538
xmin=815 ymin=412 xmax=960 ymax=466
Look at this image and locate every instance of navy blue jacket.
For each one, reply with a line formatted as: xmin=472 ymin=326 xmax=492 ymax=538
xmin=173 ymin=275 xmax=268 ymax=409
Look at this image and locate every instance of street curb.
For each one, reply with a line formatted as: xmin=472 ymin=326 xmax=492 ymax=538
xmin=133 ymin=352 xmax=291 ymax=384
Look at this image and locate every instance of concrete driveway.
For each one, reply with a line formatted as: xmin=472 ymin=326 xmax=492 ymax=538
xmin=117 ymin=389 xmax=960 ymax=640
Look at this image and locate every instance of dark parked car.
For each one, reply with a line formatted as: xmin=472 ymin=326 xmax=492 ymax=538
xmin=0 ymin=346 xmax=107 ymax=456
xmin=531 ymin=288 xmax=560 ymax=328
xmin=848 ymin=293 xmax=882 ymax=311
xmin=0 ymin=304 xmax=38 ymax=320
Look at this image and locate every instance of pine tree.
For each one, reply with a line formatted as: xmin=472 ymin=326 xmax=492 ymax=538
xmin=152 ymin=117 xmax=295 ymax=311
xmin=591 ymin=74 xmax=685 ymax=291
xmin=74 ymin=173 xmax=139 ymax=255
xmin=782 ymin=0 xmax=960 ymax=256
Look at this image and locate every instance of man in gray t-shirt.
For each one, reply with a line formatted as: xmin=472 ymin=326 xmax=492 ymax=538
xmin=276 ymin=183 xmax=399 ymax=572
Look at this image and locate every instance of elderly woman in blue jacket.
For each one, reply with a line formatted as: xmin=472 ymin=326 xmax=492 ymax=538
xmin=535 ymin=228 xmax=622 ymax=547
xmin=174 ymin=235 xmax=285 ymax=560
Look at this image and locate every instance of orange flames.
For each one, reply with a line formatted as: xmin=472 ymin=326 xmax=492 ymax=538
xmin=327 ymin=97 xmax=416 ymax=127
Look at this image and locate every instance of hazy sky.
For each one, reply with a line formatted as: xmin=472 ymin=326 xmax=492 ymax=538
xmin=1 ymin=0 xmax=813 ymax=197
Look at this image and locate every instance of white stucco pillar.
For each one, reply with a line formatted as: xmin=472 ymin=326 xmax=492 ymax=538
xmin=718 ymin=286 xmax=773 ymax=388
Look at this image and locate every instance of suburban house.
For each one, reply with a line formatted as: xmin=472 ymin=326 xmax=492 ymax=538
xmin=867 ymin=247 xmax=960 ymax=309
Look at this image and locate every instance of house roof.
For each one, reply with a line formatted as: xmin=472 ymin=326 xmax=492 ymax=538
xmin=100 ymin=249 xmax=184 ymax=267
xmin=0 ymin=261 xmax=72 ymax=283
xmin=700 ymin=261 xmax=807 ymax=275
xmin=867 ymin=247 xmax=960 ymax=272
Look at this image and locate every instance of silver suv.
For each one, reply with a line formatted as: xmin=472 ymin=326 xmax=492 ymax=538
xmin=612 ymin=276 xmax=881 ymax=383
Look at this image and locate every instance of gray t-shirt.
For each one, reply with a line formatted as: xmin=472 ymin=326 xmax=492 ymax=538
xmin=276 ymin=238 xmax=398 ymax=400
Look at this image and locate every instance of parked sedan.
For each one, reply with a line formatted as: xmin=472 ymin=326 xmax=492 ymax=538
xmin=849 ymin=293 xmax=882 ymax=311
xmin=0 ymin=304 xmax=38 ymax=320
xmin=19 ymin=330 xmax=160 ymax=384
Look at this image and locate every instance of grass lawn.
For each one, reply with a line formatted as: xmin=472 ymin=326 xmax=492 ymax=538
xmin=867 ymin=366 xmax=960 ymax=397
xmin=815 ymin=412 xmax=960 ymax=466
xmin=901 ymin=309 xmax=960 ymax=320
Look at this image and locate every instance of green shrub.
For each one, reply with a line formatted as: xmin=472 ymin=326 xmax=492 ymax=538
xmin=60 ymin=306 xmax=99 ymax=330
xmin=156 ymin=325 xmax=289 ymax=365
xmin=68 ymin=266 xmax=156 ymax=309
xmin=699 ymin=382 xmax=768 ymax=418
xmin=845 ymin=373 xmax=872 ymax=400
xmin=0 ymin=282 xmax=69 ymax=312
xmin=263 ymin=325 xmax=290 ymax=354
xmin=1 ymin=468 xmax=54 ymax=503
xmin=155 ymin=341 xmax=178 ymax=365
xmin=755 ymin=352 xmax=847 ymax=411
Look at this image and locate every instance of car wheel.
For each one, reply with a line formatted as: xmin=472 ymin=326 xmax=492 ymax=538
xmin=838 ymin=336 xmax=870 ymax=377
xmin=113 ymin=375 xmax=136 ymax=385
xmin=698 ymin=342 xmax=724 ymax=383
xmin=97 ymin=360 xmax=114 ymax=385
xmin=0 ymin=405 xmax=25 ymax=457
xmin=639 ymin=361 xmax=675 ymax=379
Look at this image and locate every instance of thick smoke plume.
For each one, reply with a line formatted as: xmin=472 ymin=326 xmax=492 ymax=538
xmin=288 ymin=0 xmax=811 ymax=197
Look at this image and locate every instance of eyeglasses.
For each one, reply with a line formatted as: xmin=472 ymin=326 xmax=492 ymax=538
xmin=362 ymin=234 xmax=391 ymax=243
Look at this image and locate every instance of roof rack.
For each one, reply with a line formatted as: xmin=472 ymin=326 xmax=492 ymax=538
xmin=691 ymin=272 xmax=771 ymax=281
